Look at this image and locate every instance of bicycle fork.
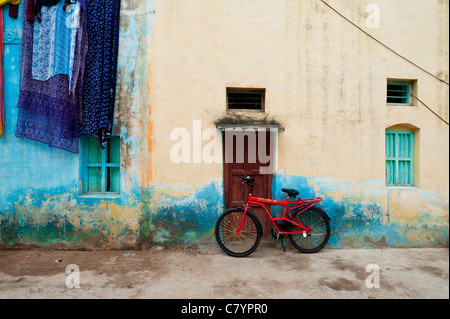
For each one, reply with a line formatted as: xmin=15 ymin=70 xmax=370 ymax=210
xmin=235 ymin=204 xmax=249 ymax=234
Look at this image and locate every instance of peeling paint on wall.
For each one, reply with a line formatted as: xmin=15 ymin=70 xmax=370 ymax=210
xmin=272 ymin=174 xmax=449 ymax=248
xmin=1 ymin=173 xmax=447 ymax=249
xmin=0 ymin=178 xmax=224 ymax=249
xmin=137 ymin=178 xmax=224 ymax=248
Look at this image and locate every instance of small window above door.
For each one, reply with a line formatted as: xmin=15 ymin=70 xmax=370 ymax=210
xmin=227 ymin=88 xmax=265 ymax=112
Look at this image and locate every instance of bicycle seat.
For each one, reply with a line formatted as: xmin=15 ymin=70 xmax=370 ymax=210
xmin=238 ymin=175 xmax=255 ymax=183
xmin=282 ymin=188 xmax=299 ymax=198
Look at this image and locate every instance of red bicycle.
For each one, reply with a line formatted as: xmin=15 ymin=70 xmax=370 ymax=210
xmin=215 ymin=175 xmax=331 ymax=257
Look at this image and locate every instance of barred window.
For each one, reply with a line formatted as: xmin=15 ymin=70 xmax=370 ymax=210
xmin=387 ymin=80 xmax=414 ymax=105
xmin=227 ymin=88 xmax=265 ymax=111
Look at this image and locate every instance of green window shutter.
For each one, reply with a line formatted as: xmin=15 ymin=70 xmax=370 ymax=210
xmin=83 ymin=136 xmax=121 ymax=194
xmin=386 ymin=130 xmax=414 ymax=186
xmin=385 ymin=132 xmax=396 ymax=185
xmin=87 ymin=137 xmax=102 ymax=192
xmin=398 ymin=132 xmax=413 ymax=185
xmin=106 ymin=136 xmax=121 ymax=193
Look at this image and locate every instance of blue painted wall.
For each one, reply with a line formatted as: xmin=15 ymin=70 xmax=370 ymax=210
xmin=1 ymin=6 xmax=80 ymax=210
xmin=272 ymin=174 xmax=448 ymax=248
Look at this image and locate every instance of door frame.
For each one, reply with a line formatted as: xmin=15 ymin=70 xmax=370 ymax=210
xmin=221 ymin=127 xmax=279 ymax=237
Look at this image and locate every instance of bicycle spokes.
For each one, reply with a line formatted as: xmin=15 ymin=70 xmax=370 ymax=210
xmin=215 ymin=210 xmax=262 ymax=257
xmin=219 ymin=213 xmax=257 ymax=251
xmin=288 ymin=208 xmax=330 ymax=253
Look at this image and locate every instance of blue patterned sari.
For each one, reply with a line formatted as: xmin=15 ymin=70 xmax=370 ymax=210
xmin=79 ymin=0 xmax=121 ymax=149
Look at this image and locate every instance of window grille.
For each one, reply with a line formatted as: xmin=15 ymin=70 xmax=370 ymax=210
xmin=227 ymin=89 xmax=265 ymax=111
xmin=387 ymin=81 xmax=413 ymax=105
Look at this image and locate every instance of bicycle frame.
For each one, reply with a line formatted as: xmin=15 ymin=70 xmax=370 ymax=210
xmin=236 ymin=194 xmax=323 ymax=235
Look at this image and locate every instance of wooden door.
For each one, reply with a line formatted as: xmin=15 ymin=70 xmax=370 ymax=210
xmin=223 ymin=130 xmax=273 ymax=237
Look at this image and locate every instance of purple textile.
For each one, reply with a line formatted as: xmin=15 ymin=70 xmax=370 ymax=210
xmin=15 ymin=0 xmax=88 ymax=154
xmin=27 ymin=0 xmax=35 ymax=22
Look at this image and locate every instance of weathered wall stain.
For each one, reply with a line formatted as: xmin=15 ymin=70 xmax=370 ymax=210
xmin=1 ymin=174 xmax=447 ymax=249
xmin=137 ymin=178 xmax=223 ymax=248
xmin=0 ymin=178 xmax=224 ymax=249
xmin=272 ymin=174 xmax=449 ymax=248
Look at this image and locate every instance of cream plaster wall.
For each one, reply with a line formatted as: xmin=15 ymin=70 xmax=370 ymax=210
xmin=147 ymin=0 xmax=448 ymax=197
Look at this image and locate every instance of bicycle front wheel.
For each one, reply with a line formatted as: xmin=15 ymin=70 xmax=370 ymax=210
xmin=288 ymin=207 xmax=331 ymax=253
xmin=215 ymin=208 xmax=262 ymax=257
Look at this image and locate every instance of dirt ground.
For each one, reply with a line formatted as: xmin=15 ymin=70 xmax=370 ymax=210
xmin=0 ymin=242 xmax=448 ymax=299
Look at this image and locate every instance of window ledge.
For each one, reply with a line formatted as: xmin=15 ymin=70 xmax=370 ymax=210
xmin=386 ymin=186 xmax=418 ymax=191
xmin=217 ymin=123 xmax=285 ymax=132
xmin=226 ymin=109 xmax=265 ymax=114
xmin=387 ymin=103 xmax=418 ymax=108
xmin=79 ymin=193 xmax=121 ymax=199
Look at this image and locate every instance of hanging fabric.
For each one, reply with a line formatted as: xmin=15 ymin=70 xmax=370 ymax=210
xmin=34 ymin=0 xmax=75 ymax=22
xmin=15 ymin=0 xmax=88 ymax=153
xmin=0 ymin=5 xmax=4 ymax=136
xmin=32 ymin=0 xmax=81 ymax=92
xmin=26 ymin=0 xmax=35 ymax=22
xmin=63 ymin=0 xmax=75 ymax=11
xmin=80 ymin=0 xmax=121 ymax=149
xmin=0 ymin=0 xmax=21 ymax=6
xmin=34 ymin=0 xmax=60 ymax=23
xmin=9 ymin=4 xmax=18 ymax=18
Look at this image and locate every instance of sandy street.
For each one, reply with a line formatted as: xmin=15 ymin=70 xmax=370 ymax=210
xmin=0 ymin=243 xmax=448 ymax=299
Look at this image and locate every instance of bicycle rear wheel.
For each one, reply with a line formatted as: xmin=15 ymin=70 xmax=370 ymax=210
xmin=288 ymin=207 xmax=330 ymax=253
xmin=215 ymin=208 xmax=262 ymax=257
